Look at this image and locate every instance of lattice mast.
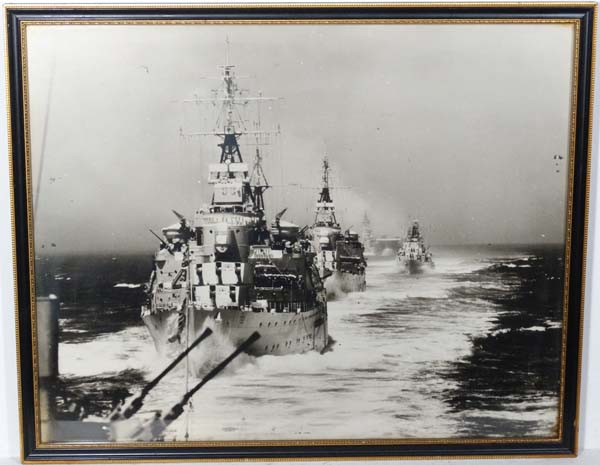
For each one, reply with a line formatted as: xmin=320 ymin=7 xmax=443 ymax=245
xmin=181 ymin=42 xmax=278 ymax=212
xmin=314 ymin=156 xmax=339 ymax=227
xmin=249 ymin=93 xmax=270 ymax=211
xmin=318 ymin=157 xmax=333 ymax=203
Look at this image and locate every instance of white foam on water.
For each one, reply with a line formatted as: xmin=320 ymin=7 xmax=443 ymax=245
xmin=59 ymin=326 xmax=161 ymax=378
xmin=57 ymin=246 xmax=558 ymax=442
xmin=545 ymin=320 xmax=562 ymax=329
xmin=147 ymin=251 xmax=504 ymax=441
xmin=114 ymin=283 xmax=143 ymax=288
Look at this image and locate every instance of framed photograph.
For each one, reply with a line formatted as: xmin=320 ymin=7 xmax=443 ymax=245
xmin=5 ymin=2 xmax=596 ymax=462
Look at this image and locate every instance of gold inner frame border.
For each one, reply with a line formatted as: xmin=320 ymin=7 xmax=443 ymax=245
xmin=4 ymin=4 xmax=595 ymax=459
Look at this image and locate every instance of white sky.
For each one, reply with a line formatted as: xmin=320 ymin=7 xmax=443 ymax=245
xmin=25 ymin=23 xmax=575 ymax=252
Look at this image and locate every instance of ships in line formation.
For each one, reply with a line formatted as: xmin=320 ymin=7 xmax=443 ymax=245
xmin=141 ymin=61 xmax=366 ymax=359
xmin=362 ymin=215 xmax=434 ymax=272
xmin=142 ymin=60 xmax=431 ymax=360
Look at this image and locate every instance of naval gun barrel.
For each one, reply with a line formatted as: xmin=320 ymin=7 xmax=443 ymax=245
xmin=149 ymin=229 xmax=168 ymax=247
xmin=114 ymin=327 xmax=213 ymax=420
xmin=164 ymin=331 xmax=261 ymax=422
xmin=172 ymin=209 xmax=187 ymax=224
xmin=298 ymin=225 xmax=309 ymax=237
xmin=108 ymin=331 xmax=261 ymax=442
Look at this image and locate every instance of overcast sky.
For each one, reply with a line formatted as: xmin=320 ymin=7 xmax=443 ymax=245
xmin=26 ymin=23 xmax=575 ymax=253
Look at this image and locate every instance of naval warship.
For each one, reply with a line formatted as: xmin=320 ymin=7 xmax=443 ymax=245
xmin=308 ymin=158 xmax=367 ymax=296
xmin=397 ymin=220 xmax=434 ymax=273
xmin=361 ymin=213 xmax=376 ymax=257
xmin=141 ymin=61 xmax=328 ymax=358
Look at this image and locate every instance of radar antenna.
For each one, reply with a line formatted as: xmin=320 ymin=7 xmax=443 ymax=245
xmin=179 ymin=40 xmax=280 ymax=213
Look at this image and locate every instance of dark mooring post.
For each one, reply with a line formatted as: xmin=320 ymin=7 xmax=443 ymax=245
xmin=37 ymin=295 xmax=59 ymax=441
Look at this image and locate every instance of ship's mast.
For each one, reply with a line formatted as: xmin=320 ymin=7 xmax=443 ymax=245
xmin=249 ymin=93 xmax=269 ymax=211
xmin=408 ymin=220 xmax=421 ymax=239
xmin=181 ymin=43 xmax=279 ymax=213
xmin=314 ymin=156 xmax=339 ymax=227
xmin=362 ymin=212 xmax=371 ymax=229
xmin=318 ymin=157 xmax=333 ymax=204
xmin=217 ymin=64 xmax=244 ymax=164
xmin=362 ymin=212 xmax=372 ymax=237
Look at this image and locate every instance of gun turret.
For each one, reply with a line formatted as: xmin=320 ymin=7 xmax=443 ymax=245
xmin=172 ymin=210 xmax=195 ymax=240
xmin=149 ymin=229 xmax=171 ymax=253
xmin=172 ymin=209 xmax=187 ymax=225
xmin=298 ymin=225 xmax=309 ymax=238
xmin=274 ymin=207 xmax=288 ymax=229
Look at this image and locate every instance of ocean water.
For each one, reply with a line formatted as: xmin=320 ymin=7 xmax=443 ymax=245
xmin=36 ymin=245 xmax=564 ymax=442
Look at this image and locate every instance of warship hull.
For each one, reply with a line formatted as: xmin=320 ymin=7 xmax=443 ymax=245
xmin=143 ymin=305 xmax=328 ymax=357
xmin=143 ymin=62 xmax=330 ymax=362
xmin=381 ymin=248 xmax=395 ymax=257
xmin=399 ymin=258 xmax=433 ymax=274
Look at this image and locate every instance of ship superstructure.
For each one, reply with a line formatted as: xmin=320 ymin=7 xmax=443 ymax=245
xmin=308 ymin=158 xmax=367 ymax=296
xmin=141 ymin=60 xmax=328 ymax=360
xmin=397 ymin=220 xmax=434 ymax=273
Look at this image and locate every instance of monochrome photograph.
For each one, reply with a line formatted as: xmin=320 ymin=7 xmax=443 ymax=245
xmin=24 ymin=21 xmax=576 ymax=445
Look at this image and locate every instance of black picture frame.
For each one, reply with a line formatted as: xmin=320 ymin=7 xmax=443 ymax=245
xmin=5 ymin=2 xmax=596 ymax=462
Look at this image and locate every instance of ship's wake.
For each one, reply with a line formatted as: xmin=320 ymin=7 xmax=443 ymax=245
xmin=320 ymin=335 xmax=337 ymax=354
xmin=325 ymin=271 xmax=366 ymax=300
xmin=53 ymin=245 xmax=562 ymax=442
xmin=325 ymin=274 xmax=346 ymax=300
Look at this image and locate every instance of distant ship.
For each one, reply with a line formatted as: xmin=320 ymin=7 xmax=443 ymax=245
xmin=141 ymin=60 xmax=328 ymax=359
xmin=308 ymin=158 xmax=367 ymax=296
xmin=361 ymin=213 xmax=376 ymax=257
xmin=397 ymin=220 xmax=434 ymax=273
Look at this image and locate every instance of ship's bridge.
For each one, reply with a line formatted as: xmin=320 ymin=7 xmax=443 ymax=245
xmin=315 ymin=201 xmax=335 ymax=211
xmin=208 ymin=162 xmax=250 ymax=205
xmin=208 ymin=163 xmax=249 ymax=183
